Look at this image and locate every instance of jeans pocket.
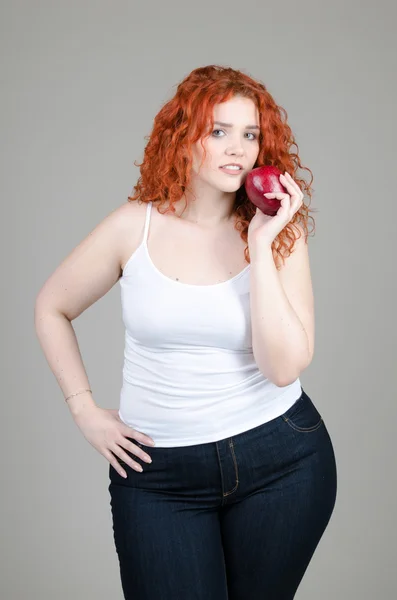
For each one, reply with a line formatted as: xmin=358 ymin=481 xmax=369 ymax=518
xmin=280 ymin=389 xmax=324 ymax=433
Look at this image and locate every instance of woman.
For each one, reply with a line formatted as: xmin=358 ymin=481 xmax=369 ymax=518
xmin=35 ymin=65 xmax=337 ymax=599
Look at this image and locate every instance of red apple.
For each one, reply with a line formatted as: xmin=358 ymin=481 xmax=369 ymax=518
xmin=244 ymin=165 xmax=288 ymax=216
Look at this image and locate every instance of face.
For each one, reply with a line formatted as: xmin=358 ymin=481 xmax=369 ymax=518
xmin=191 ymin=95 xmax=260 ymax=192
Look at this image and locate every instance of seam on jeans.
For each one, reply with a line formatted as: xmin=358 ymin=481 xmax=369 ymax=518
xmin=223 ymin=438 xmax=239 ymax=497
xmin=282 ymin=416 xmax=324 ymax=432
xmin=215 ymin=441 xmax=226 ymax=500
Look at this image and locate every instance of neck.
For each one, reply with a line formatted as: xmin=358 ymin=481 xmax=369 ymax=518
xmin=170 ymin=193 xmax=236 ymax=228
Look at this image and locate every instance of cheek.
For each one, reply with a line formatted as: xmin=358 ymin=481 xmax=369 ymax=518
xmin=191 ymin=146 xmax=203 ymax=172
xmin=250 ymin=143 xmax=260 ymax=162
xmin=202 ymin=140 xmax=220 ymax=170
xmin=193 ymin=142 xmax=215 ymax=172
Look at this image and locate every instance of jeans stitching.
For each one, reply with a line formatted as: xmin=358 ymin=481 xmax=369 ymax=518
xmin=215 ymin=442 xmax=226 ymax=500
xmin=282 ymin=416 xmax=324 ymax=432
xmin=223 ymin=438 xmax=239 ymax=497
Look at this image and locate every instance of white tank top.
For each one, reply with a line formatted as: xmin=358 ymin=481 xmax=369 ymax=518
xmin=118 ymin=201 xmax=302 ymax=447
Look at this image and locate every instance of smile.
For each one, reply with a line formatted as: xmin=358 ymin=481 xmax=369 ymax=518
xmin=219 ymin=166 xmax=243 ymax=175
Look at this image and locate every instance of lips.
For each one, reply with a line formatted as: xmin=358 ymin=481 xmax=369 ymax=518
xmin=220 ymin=163 xmax=243 ymax=169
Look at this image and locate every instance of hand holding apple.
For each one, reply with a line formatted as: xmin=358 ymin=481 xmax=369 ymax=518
xmin=244 ymin=165 xmax=288 ymax=216
xmin=247 ymin=170 xmax=304 ymax=255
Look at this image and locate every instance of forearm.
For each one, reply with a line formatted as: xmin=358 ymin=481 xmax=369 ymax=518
xmin=249 ymin=248 xmax=310 ymax=386
xmin=34 ymin=303 xmax=97 ymax=416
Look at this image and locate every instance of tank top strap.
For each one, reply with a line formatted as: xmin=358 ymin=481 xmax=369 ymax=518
xmin=142 ymin=201 xmax=152 ymax=244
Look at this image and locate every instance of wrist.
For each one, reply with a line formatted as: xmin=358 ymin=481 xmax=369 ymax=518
xmin=66 ymin=391 xmax=97 ymax=417
xmin=249 ymin=244 xmax=274 ymax=266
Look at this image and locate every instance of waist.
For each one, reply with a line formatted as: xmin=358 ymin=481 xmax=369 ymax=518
xmin=118 ymin=374 xmax=302 ymax=447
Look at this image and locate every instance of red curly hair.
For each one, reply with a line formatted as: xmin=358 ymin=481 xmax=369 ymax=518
xmin=128 ymin=64 xmax=316 ymax=270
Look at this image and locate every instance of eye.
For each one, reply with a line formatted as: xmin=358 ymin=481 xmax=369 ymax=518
xmin=211 ymin=129 xmax=257 ymax=141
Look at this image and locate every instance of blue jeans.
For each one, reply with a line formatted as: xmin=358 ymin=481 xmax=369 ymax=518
xmin=108 ymin=388 xmax=337 ymax=599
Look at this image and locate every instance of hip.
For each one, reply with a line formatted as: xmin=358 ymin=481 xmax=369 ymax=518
xmin=110 ymin=388 xmax=337 ymax=505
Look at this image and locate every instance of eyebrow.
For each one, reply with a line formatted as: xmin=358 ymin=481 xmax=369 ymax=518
xmin=214 ymin=121 xmax=260 ymax=131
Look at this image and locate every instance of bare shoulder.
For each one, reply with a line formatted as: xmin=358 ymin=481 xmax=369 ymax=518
xmin=107 ymin=199 xmax=147 ymax=236
xmin=115 ymin=200 xmax=150 ymax=270
xmin=34 ymin=200 xmax=148 ymax=321
xmin=115 ymin=198 xmax=147 ymax=221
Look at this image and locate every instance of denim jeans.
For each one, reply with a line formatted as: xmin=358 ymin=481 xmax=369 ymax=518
xmin=108 ymin=388 xmax=337 ymax=599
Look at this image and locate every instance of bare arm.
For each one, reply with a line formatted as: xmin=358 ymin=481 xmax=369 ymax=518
xmin=250 ymin=224 xmax=315 ymax=387
xmin=34 ymin=202 xmax=135 ymax=416
xmin=34 ymin=201 xmax=156 ymax=476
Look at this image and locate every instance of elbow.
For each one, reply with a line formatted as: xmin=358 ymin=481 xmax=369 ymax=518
xmin=34 ymin=296 xmax=51 ymax=322
xmin=256 ymin=365 xmax=299 ymax=387
xmin=269 ymin=373 xmax=299 ymax=388
xmin=258 ymin=359 xmax=312 ymax=388
xmin=273 ymin=357 xmax=313 ymax=387
xmin=253 ymin=342 xmax=314 ymax=388
xmin=34 ymin=296 xmax=67 ymax=326
xmin=273 ymin=374 xmax=300 ymax=388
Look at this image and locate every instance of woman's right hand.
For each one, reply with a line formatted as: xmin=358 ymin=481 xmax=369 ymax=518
xmin=71 ymin=404 xmax=155 ymax=478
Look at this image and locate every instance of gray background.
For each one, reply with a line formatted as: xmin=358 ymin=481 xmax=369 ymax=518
xmin=1 ymin=0 xmax=396 ymax=598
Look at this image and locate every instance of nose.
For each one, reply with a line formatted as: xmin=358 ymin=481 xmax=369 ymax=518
xmin=225 ymin=142 xmax=244 ymax=157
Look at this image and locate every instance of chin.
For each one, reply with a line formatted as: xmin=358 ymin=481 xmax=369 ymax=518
xmin=219 ymin=182 xmax=243 ymax=192
xmin=214 ymin=175 xmax=243 ymax=189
